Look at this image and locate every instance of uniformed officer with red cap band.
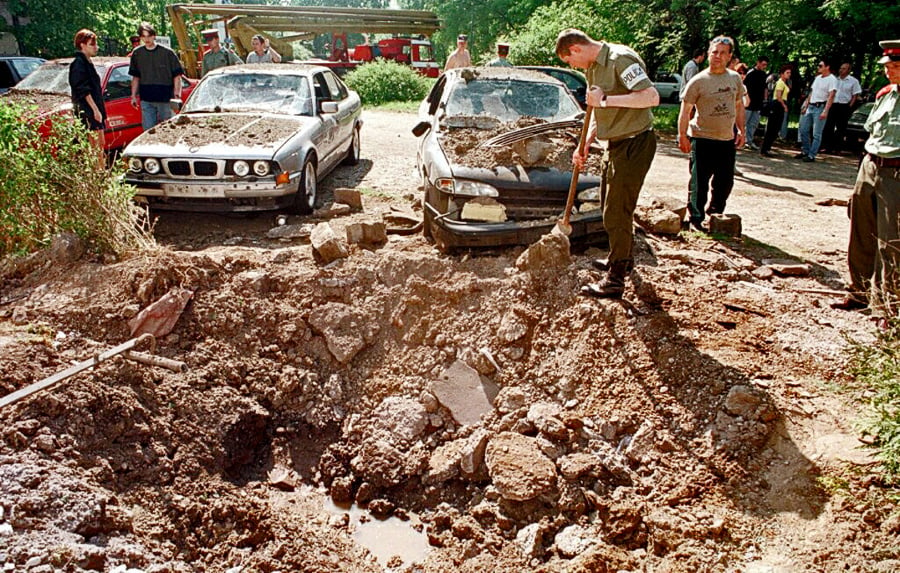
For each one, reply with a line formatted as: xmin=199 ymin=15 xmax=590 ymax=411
xmin=834 ymin=39 xmax=900 ymax=313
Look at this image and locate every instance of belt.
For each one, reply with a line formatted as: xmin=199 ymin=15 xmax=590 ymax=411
xmin=809 ymin=101 xmax=826 ymax=106
xmin=868 ymin=153 xmax=900 ymax=168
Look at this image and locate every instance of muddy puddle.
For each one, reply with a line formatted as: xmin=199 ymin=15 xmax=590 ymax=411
xmin=323 ymin=498 xmax=431 ymax=570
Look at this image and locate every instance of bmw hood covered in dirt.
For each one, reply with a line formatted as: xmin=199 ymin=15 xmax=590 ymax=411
xmin=123 ymin=64 xmax=362 ymax=213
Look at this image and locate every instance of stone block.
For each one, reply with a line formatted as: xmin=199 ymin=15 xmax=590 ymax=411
xmin=708 ymin=214 xmax=742 ymax=236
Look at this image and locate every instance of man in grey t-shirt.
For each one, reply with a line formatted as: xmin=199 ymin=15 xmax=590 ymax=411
xmin=680 ymin=48 xmax=705 ymax=98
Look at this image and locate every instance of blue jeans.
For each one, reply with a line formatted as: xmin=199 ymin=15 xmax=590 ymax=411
xmin=799 ymin=103 xmax=827 ymax=159
xmin=745 ymin=109 xmax=762 ymax=144
xmin=779 ymin=110 xmax=789 ymax=139
xmin=141 ymin=100 xmax=173 ymax=130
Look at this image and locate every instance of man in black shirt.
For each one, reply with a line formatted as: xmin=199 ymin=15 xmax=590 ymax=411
xmin=129 ymin=22 xmax=184 ymax=130
xmin=743 ymin=56 xmax=769 ymax=150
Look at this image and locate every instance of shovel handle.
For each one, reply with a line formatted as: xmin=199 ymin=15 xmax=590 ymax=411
xmin=562 ymin=106 xmax=594 ymax=228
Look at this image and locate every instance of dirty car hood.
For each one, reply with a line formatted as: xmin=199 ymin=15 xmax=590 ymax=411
xmin=129 ymin=113 xmax=309 ymax=155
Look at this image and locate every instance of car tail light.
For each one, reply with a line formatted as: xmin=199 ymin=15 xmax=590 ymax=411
xmin=233 ymin=160 xmax=250 ymax=177
xmin=253 ymin=161 xmax=271 ymax=177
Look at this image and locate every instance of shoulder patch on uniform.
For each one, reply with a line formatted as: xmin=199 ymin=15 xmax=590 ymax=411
xmin=876 ymin=85 xmax=894 ymax=99
xmin=621 ymin=63 xmax=649 ymax=90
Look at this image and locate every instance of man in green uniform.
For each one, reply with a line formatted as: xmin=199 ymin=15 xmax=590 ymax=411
xmin=201 ymin=29 xmax=242 ymax=77
xmin=833 ymin=39 xmax=900 ymax=313
xmin=555 ymin=29 xmax=660 ymax=298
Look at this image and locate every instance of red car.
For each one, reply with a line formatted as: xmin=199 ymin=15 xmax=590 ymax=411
xmin=1 ymin=56 xmax=197 ymax=151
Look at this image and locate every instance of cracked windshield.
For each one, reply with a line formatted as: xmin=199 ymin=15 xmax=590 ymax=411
xmin=445 ymin=79 xmax=580 ymax=123
xmin=184 ymin=73 xmax=313 ymax=116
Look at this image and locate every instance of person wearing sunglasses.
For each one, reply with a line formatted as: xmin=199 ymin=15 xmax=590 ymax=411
xmin=69 ymin=29 xmax=106 ymax=165
xmin=796 ymin=60 xmax=837 ymax=162
xmin=677 ymin=36 xmax=746 ymax=233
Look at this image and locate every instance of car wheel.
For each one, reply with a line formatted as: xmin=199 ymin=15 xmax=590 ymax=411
xmin=343 ymin=124 xmax=361 ymax=166
xmin=292 ymin=158 xmax=318 ymax=215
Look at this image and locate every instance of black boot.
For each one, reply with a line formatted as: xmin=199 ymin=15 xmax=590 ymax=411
xmin=582 ymin=259 xmax=631 ymax=299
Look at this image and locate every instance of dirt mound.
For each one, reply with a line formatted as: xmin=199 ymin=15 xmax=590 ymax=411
xmin=0 ymin=227 xmax=892 ymax=571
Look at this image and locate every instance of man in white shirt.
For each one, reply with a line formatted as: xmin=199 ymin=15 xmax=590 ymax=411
xmin=797 ymin=59 xmax=837 ymax=162
xmin=822 ymin=62 xmax=862 ymax=154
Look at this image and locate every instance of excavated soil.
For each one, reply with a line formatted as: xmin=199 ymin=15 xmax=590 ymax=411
xmin=0 ymin=110 xmax=897 ymax=572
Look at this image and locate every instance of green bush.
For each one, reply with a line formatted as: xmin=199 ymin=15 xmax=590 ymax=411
xmin=0 ymin=102 xmax=154 ymax=258
xmin=344 ymin=59 xmax=433 ymax=106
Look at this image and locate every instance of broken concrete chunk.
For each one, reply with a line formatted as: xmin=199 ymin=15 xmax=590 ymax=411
xmin=494 ymin=387 xmax=527 ymax=414
xmin=423 ymin=438 xmax=466 ymax=485
xmin=557 ymin=452 xmax=597 ymax=480
xmin=485 ymin=432 xmax=557 ymax=501
xmin=761 ymin=259 xmax=811 ymax=277
xmin=334 ymin=188 xmax=363 ymax=210
xmin=709 ymin=214 xmax=742 ymax=236
xmin=372 ymin=397 xmax=428 ymax=444
xmin=724 ymin=385 xmax=776 ymax=422
xmin=512 ymin=136 xmax=554 ymax=165
xmin=649 ymin=196 xmax=688 ymax=221
xmin=310 ymin=222 xmax=349 ymax=265
xmin=459 ymin=428 xmax=491 ymax=475
xmin=346 ymin=219 xmax=387 ymax=246
xmin=624 ymin=420 xmax=656 ymax=463
xmin=527 ymin=402 xmax=568 ymax=440
xmin=307 ymin=302 xmax=378 ymax=364
xmin=430 ymin=360 xmax=499 ymax=427
xmin=554 ymin=524 xmax=596 ymax=558
xmin=751 ymin=266 xmax=775 ymax=280
xmin=515 ymin=523 xmax=543 ymax=558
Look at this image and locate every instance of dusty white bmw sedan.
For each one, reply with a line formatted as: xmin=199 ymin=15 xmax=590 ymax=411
xmin=123 ymin=64 xmax=362 ymax=213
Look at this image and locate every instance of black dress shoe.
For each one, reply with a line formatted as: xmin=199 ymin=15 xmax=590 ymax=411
xmin=794 ymin=152 xmax=806 ymax=159
xmin=830 ymin=297 xmax=867 ymax=310
xmin=802 ymin=156 xmax=815 ymax=162
xmin=690 ymin=220 xmax=708 ymax=233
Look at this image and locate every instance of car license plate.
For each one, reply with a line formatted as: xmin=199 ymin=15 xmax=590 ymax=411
xmin=161 ymin=183 xmax=226 ymax=198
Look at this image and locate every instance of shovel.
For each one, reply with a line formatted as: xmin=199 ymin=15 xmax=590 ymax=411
xmin=554 ymin=106 xmax=594 ymax=236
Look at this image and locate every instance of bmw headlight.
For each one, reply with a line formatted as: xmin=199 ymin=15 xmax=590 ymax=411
xmin=253 ymin=161 xmax=271 ymax=177
xmin=453 ymin=180 xmax=499 ymax=198
xmin=128 ymin=157 xmax=143 ymax=172
xmin=233 ymin=160 xmax=250 ymax=177
xmin=144 ymin=158 xmax=160 ymax=175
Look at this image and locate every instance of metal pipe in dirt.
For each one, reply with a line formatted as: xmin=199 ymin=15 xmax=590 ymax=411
xmin=556 ymin=106 xmax=594 ymax=236
xmin=0 ymin=333 xmax=156 ymax=410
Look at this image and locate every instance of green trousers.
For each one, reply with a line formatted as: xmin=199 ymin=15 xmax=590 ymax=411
xmin=604 ymin=129 xmax=657 ymax=264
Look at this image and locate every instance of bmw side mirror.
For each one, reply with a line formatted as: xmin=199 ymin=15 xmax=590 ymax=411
xmin=321 ymin=101 xmax=339 ymax=114
xmin=412 ymin=121 xmax=431 ymax=137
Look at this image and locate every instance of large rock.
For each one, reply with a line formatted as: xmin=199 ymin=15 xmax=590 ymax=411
xmin=307 ymin=302 xmax=379 ymax=364
xmin=266 ymin=223 xmax=314 ymax=240
xmin=485 ymin=432 xmax=557 ymax=501
xmin=310 ymin=222 xmax=349 ymax=265
xmin=49 ymin=232 xmax=85 ymax=264
xmin=724 ymin=385 xmax=776 ymax=422
xmin=515 ymin=232 xmax=571 ymax=273
xmin=431 ymin=360 xmax=499 ymax=426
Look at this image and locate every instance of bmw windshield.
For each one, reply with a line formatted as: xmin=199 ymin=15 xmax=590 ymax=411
xmin=184 ymin=72 xmax=314 ymax=116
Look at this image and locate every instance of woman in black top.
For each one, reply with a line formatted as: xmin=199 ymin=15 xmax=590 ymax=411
xmin=69 ymin=29 xmax=106 ymax=163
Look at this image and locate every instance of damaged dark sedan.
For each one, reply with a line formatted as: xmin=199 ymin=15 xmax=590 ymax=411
xmin=414 ymin=67 xmax=606 ymax=252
